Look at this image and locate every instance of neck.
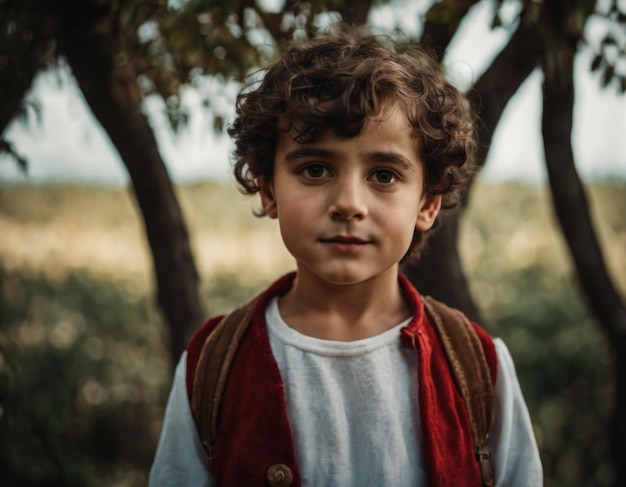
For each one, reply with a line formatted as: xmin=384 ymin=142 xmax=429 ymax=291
xmin=277 ymin=266 xmax=410 ymax=341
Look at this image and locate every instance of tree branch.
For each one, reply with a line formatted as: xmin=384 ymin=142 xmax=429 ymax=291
xmin=0 ymin=61 xmax=38 ymax=136
xmin=421 ymin=0 xmax=481 ymax=61
xmin=541 ymin=43 xmax=626 ymax=342
xmin=468 ymin=22 xmax=541 ymax=169
xmin=0 ymin=2 xmax=57 ymax=134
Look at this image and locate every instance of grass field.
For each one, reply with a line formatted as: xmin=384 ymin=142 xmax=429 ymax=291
xmin=1 ymin=179 xmax=624 ymax=486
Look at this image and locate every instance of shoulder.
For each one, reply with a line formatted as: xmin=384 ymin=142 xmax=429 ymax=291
xmin=417 ymin=290 xmax=498 ymax=385
xmin=185 ymin=315 xmax=226 ymax=402
xmin=182 ymin=273 xmax=297 ymax=402
xmin=469 ymin=321 xmax=498 ymax=385
xmin=488 ymin=338 xmax=543 ymax=485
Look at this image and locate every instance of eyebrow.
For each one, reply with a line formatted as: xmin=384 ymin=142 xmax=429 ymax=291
xmin=284 ymin=147 xmax=338 ymax=161
xmin=284 ymin=147 xmax=417 ymax=172
xmin=363 ymin=151 xmax=417 ymax=172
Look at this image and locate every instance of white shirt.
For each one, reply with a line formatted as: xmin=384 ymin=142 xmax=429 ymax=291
xmin=150 ymin=298 xmax=542 ymax=486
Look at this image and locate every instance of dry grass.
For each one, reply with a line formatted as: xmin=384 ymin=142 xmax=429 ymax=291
xmin=0 ymin=182 xmax=294 ymax=293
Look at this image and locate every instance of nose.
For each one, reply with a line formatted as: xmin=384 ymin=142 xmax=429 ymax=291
xmin=328 ymin=175 xmax=368 ymax=221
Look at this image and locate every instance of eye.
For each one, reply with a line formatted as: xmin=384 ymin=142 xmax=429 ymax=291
xmin=371 ymin=169 xmax=397 ymax=185
xmin=302 ymin=164 xmax=328 ymax=179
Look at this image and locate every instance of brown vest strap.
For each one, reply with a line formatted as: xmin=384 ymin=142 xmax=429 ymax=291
xmin=190 ymin=298 xmax=257 ymax=456
xmin=422 ymin=296 xmax=495 ymax=487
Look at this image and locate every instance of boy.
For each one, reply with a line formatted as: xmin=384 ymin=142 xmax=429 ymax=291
xmin=150 ymin=27 xmax=542 ymax=486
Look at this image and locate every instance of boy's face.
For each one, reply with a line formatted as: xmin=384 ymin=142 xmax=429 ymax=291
xmin=260 ymin=104 xmax=441 ymax=287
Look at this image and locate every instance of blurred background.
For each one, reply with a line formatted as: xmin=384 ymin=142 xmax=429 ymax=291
xmin=1 ymin=0 xmax=625 ymax=486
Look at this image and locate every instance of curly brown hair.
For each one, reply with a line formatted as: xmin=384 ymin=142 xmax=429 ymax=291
xmin=228 ymin=25 xmax=476 ymax=258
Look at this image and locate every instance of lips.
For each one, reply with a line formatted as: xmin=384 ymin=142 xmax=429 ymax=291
xmin=320 ymin=235 xmax=369 ymax=245
xmin=319 ymin=235 xmax=372 ymax=254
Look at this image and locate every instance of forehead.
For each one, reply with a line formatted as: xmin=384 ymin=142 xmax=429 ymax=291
xmin=275 ymin=104 xmax=424 ymax=169
xmin=277 ymin=103 xmax=418 ymax=143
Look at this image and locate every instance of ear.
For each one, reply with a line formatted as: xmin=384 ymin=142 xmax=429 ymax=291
xmin=259 ymin=177 xmax=278 ymax=219
xmin=415 ymin=194 xmax=442 ymax=232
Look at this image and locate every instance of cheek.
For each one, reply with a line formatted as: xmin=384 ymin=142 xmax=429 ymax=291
xmin=378 ymin=198 xmax=420 ymax=229
xmin=373 ymin=210 xmax=414 ymax=244
xmin=276 ymin=199 xmax=309 ymax=236
xmin=277 ymin=187 xmax=321 ymax=216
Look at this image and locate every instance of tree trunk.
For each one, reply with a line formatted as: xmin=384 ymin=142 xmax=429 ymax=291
xmin=541 ymin=39 xmax=626 ymax=486
xmin=614 ymin=345 xmax=626 ymax=486
xmin=402 ymin=209 xmax=482 ymax=320
xmin=404 ymin=22 xmax=540 ymax=323
xmin=59 ymin=9 xmax=203 ymax=364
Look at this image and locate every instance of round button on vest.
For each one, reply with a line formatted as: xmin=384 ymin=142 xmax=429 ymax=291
xmin=266 ymin=463 xmax=293 ymax=487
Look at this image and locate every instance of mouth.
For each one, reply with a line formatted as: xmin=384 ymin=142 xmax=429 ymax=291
xmin=320 ymin=235 xmax=371 ymax=253
xmin=320 ymin=235 xmax=370 ymax=245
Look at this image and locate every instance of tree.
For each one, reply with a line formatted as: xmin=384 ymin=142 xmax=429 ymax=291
xmin=1 ymin=0 xmax=204 ymax=362
xmin=2 ymin=0 xmax=625 ymax=484
xmin=413 ymin=2 xmax=626 ymax=483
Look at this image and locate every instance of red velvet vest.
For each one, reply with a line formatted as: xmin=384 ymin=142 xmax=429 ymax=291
xmin=187 ymin=273 xmax=498 ymax=486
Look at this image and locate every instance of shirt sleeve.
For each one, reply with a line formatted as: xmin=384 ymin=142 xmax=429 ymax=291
xmin=149 ymin=351 xmax=214 ymax=487
xmin=489 ymin=338 xmax=543 ymax=486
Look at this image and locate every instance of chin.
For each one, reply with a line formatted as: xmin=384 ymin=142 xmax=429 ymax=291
xmin=316 ymin=267 xmax=383 ymax=287
xmin=303 ymin=265 xmax=365 ymax=287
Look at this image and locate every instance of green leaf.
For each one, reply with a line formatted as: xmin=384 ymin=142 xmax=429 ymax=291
xmin=0 ymin=139 xmax=28 ymax=173
xmin=491 ymin=12 xmax=502 ymax=29
xmin=590 ymin=54 xmax=603 ymax=72
xmin=601 ymin=65 xmax=615 ymax=87
xmin=425 ymin=3 xmax=450 ymax=23
xmin=601 ymin=35 xmax=617 ymax=47
xmin=213 ymin=115 xmax=224 ymax=133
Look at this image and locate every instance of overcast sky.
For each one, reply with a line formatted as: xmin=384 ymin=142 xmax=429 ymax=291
xmin=1 ymin=0 xmax=625 ymax=186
